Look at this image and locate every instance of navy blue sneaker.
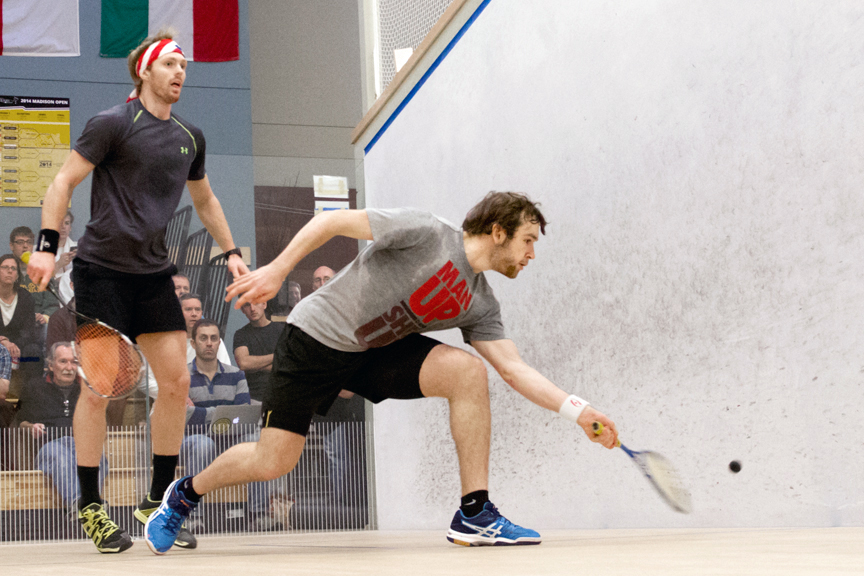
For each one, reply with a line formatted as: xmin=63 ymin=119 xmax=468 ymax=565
xmin=447 ymin=502 xmax=541 ymax=546
xmin=144 ymin=478 xmax=198 ymax=555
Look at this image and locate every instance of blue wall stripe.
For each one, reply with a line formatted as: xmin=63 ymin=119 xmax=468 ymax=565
xmin=364 ymin=0 xmax=493 ymax=155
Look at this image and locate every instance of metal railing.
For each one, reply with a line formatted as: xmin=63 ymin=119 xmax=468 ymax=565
xmin=0 ymin=421 xmax=371 ymax=543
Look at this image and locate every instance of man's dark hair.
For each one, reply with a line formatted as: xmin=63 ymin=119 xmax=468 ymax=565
xmin=9 ymin=226 xmax=34 ymax=243
xmin=462 ymin=192 xmax=547 ymax=238
xmin=179 ymin=292 xmax=202 ymax=304
xmin=191 ymin=318 xmax=218 ymax=341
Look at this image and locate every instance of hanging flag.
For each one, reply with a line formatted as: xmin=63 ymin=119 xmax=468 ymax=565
xmin=0 ymin=0 xmax=80 ymax=57
xmin=100 ymin=0 xmax=238 ymax=62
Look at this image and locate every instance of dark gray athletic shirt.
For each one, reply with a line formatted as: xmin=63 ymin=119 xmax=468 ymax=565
xmin=288 ymin=208 xmax=506 ymax=352
xmin=73 ymin=99 xmax=206 ymax=273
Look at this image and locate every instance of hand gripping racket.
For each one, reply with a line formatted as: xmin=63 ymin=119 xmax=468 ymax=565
xmin=22 ymin=252 xmax=146 ymax=398
xmin=593 ymin=422 xmax=692 ymax=514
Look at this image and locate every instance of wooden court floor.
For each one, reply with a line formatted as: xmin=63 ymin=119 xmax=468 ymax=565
xmin=3 ymin=528 xmax=863 ymax=576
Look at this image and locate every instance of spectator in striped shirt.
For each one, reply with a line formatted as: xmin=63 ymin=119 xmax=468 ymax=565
xmin=180 ymin=319 xmax=255 ymax=530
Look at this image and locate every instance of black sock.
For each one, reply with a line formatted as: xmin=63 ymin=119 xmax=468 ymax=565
xmin=460 ymin=490 xmax=489 ymax=517
xmin=77 ymin=466 xmax=102 ymax=509
xmin=178 ymin=476 xmax=202 ymax=503
xmin=149 ymin=454 xmax=179 ymax=502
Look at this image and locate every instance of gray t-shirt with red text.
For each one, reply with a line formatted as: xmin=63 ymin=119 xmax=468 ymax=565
xmin=288 ymin=208 xmax=505 ymax=352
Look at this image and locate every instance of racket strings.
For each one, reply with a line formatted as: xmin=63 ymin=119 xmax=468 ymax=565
xmin=75 ymin=323 xmax=144 ymax=398
xmin=642 ymin=452 xmax=692 ymax=513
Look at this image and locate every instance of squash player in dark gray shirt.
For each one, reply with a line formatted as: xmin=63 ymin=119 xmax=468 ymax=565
xmin=146 ymin=192 xmax=621 ymax=553
xmin=27 ymin=31 xmax=248 ymax=554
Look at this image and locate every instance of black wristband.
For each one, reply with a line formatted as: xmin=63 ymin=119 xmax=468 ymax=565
xmin=223 ymin=247 xmax=242 ymax=260
xmin=36 ymin=229 xmax=60 ymax=254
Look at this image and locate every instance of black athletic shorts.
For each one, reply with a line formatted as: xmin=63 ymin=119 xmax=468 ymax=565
xmin=71 ymin=258 xmax=186 ymax=341
xmin=262 ymin=325 xmax=441 ymax=435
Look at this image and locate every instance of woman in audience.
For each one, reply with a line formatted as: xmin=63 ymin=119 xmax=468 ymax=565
xmin=0 ymin=254 xmax=40 ymax=381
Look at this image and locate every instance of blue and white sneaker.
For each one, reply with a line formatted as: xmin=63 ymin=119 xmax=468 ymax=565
xmin=144 ymin=477 xmax=198 ymax=555
xmin=447 ymin=502 xmax=541 ymax=546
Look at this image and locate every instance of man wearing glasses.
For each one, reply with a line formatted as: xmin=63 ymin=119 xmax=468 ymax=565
xmin=9 ymin=227 xmax=59 ymax=331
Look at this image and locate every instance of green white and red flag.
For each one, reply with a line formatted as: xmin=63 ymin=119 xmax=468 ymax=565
xmin=100 ymin=0 xmax=238 ymax=62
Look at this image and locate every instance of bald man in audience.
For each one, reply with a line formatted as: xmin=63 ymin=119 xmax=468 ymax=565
xmin=312 ymin=266 xmax=335 ymax=292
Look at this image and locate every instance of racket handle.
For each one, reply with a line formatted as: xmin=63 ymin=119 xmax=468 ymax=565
xmin=592 ymin=421 xmax=622 ymax=447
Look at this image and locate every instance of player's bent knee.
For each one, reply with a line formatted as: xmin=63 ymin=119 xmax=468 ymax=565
xmin=422 ymin=346 xmax=489 ymax=399
xmin=253 ymin=429 xmax=304 ymax=481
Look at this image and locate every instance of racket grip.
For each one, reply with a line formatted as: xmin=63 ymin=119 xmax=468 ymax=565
xmin=592 ymin=421 xmax=622 ymax=447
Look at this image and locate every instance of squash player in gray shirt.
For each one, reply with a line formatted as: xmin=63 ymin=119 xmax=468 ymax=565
xmin=145 ymin=192 xmax=620 ymax=553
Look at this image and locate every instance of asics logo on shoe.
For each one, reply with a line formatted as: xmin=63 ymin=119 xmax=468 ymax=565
xmin=460 ymin=519 xmax=503 ymax=539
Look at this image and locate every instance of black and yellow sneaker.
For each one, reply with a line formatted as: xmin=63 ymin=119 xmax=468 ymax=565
xmin=134 ymin=493 xmax=197 ymax=549
xmin=78 ymin=502 xmax=134 ymax=553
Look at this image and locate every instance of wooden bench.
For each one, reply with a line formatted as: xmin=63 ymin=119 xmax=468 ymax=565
xmin=0 ymin=429 xmax=247 ymax=510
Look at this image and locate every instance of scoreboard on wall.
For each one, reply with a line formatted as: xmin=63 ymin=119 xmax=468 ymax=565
xmin=0 ymin=96 xmax=70 ymax=208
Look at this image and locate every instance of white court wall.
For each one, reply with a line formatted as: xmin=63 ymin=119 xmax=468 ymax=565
xmin=361 ymin=0 xmax=864 ymax=530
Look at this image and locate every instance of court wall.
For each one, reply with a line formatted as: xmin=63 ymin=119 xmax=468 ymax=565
xmin=361 ymin=0 xmax=864 ymax=530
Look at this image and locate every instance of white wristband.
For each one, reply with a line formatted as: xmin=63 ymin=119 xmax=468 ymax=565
xmin=559 ymin=395 xmax=590 ymax=423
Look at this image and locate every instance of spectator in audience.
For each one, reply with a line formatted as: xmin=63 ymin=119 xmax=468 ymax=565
xmin=0 ymin=344 xmax=13 ymax=428
xmin=146 ymin=290 xmax=231 ymax=400
xmin=264 ymin=278 xmax=295 ymax=320
xmin=46 ymin=280 xmax=75 ymax=353
xmin=54 ymin=211 xmax=77 ymax=303
xmin=15 ymin=342 xmax=107 ymax=510
xmin=0 ymin=254 xmax=41 ymax=383
xmin=309 ymin=263 xmax=364 ymax=506
xmin=182 ymin=319 xmax=273 ymax=529
xmin=233 ymin=301 xmax=283 ymax=402
xmin=180 ymin=293 xmax=231 ymax=365
xmin=45 ymin=281 xmax=128 ymax=427
xmin=173 ymin=274 xmax=190 ymax=298
xmin=10 ymin=227 xmax=59 ymax=331
xmin=185 ymin=320 xmax=250 ymax=425
xmin=288 ymin=281 xmax=301 ymax=308
xmin=312 ymin=265 xmax=335 ymax=292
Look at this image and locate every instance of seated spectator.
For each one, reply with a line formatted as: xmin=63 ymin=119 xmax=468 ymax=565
xmin=308 ymin=263 xmax=364 ymax=506
xmin=0 ymin=254 xmax=41 ymax=385
xmin=45 ymin=281 xmax=76 ymax=353
xmin=54 ymin=211 xmax=77 ymax=303
xmin=181 ymin=320 xmax=272 ymax=529
xmin=180 ymin=293 xmax=231 ymax=365
xmin=185 ymin=320 xmax=250 ymax=427
xmin=173 ymin=273 xmax=190 ymax=298
xmin=15 ymin=342 xmax=107 ymax=510
xmin=288 ymin=281 xmax=301 ymax=309
xmin=0 ymin=344 xmax=13 ymax=428
xmin=46 ymin=281 xmax=128 ymax=427
xmin=146 ymin=291 xmax=232 ymax=400
xmin=312 ymin=265 xmax=335 ymax=291
xmin=233 ymin=301 xmax=284 ymax=402
xmin=264 ymin=279 xmax=296 ymax=320
xmin=10 ymin=226 xmax=59 ymax=331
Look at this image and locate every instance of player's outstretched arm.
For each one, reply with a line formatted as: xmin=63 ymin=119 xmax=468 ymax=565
xmin=187 ymin=176 xmax=250 ymax=280
xmin=472 ymin=338 xmax=619 ymax=449
xmin=28 ymin=151 xmax=95 ymax=290
xmin=225 ymin=209 xmax=373 ymax=308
